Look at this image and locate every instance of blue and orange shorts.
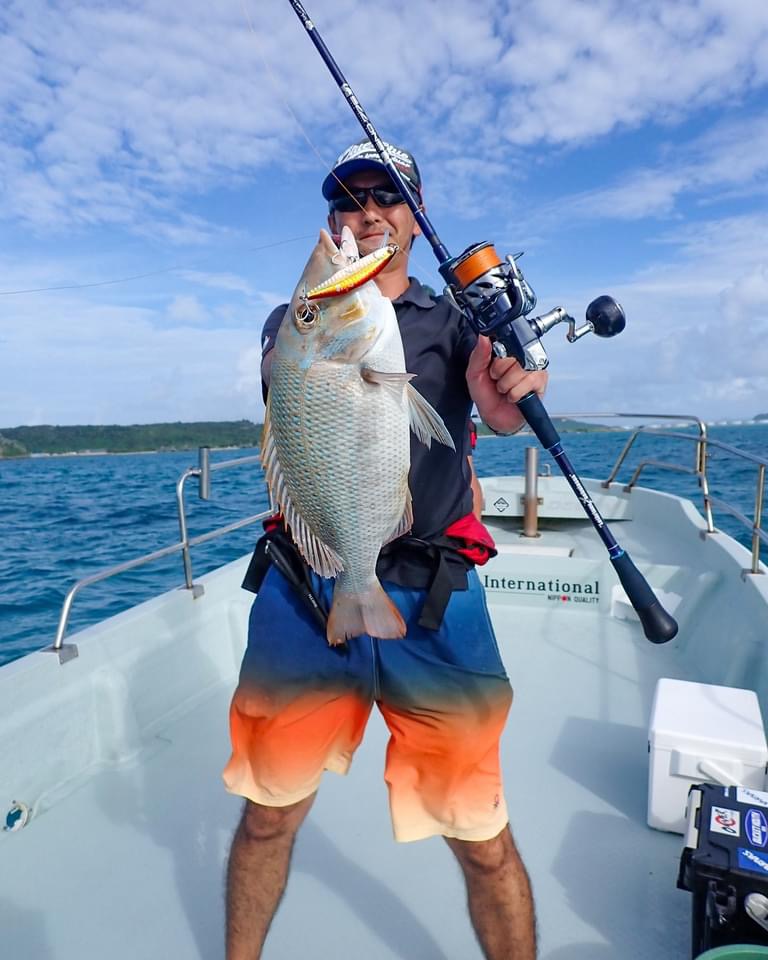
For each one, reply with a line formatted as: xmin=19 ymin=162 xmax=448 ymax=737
xmin=222 ymin=566 xmax=513 ymax=843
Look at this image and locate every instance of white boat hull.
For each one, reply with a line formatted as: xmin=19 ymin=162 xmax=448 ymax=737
xmin=2 ymin=477 xmax=767 ymax=958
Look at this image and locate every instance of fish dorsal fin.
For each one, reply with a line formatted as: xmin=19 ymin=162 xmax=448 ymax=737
xmin=405 ymin=383 xmax=456 ymax=450
xmin=260 ymin=399 xmax=344 ymax=578
xmin=383 ymin=489 xmax=413 ymax=545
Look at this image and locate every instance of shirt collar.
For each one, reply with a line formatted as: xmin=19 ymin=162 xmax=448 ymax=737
xmin=392 ymin=277 xmax=437 ymax=309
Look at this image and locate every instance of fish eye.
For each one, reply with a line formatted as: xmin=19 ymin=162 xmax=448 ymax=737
xmin=294 ymin=301 xmax=319 ymax=328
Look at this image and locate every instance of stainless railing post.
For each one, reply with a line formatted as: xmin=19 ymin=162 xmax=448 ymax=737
xmin=602 ymin=432 xmax=637 ymax=487
xmin=522 ymin=447 xmax=541 ymax=538
xmin=753 ymin=464 xmax=766 ymax=575
xmin=176 ymin=469 xmax=198 ymax=592
xmin=199 ymin=446 xmax=211 ymax=500
xmin=695 ymin=421 xmax=715 ymax=533
xmin=49 ymin=446 xmax=270 ymax=661
xmin=51 ymin=540 xmax=188 ymax=660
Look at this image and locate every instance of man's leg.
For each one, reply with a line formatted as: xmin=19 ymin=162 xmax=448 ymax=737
xmin=445 ymin=826 xmax=536 ymax=960
xmin=223 ymin=569 xmax=373 ymax=957
xmin=226 ymin=794 xmax=316 ymax=960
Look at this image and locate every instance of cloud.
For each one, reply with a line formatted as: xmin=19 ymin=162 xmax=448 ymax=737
xmin=493 ymin=0 xmax=768 ymax=146
xmin=178 ymin=271 xmax=254 ymax=295
xmin=235 ymin=345 xmax=265 ymax=405
xmin=0 ymin=284 xmax=265 ymax=426
xmin=167 ymin=294 xmax=209 ymax=325
xmin=3 ymin=0 xmax=768 ymax=237
xmin=512 ymin=112 xmax=768 ymax=236
xmin=2 ymin=1 xmax=768 ymax=427
xmin=536 ymin=210 xmax=768 ymax=418
xmin=0 ymin=0 xmax=311 ymax=235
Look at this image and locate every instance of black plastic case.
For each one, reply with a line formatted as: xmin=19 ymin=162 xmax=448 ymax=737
xmin=678 ymin=782 xmax=768 ymax=956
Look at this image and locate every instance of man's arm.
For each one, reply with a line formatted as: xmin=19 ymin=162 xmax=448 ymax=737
xmin=259 ymin=305 xmax=288 ymax=402
xmin=466 ymin=336 xmax=548 ymax=435
xmin=261 ymin=349 xmax=274 ymax=393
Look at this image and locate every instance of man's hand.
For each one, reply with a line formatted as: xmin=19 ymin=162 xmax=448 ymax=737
xmin=466 ymin=336 xmax=548 ymax=435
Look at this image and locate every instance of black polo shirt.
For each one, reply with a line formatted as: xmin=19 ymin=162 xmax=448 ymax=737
xmin=260 ymin=278 xmax=476 ymax=541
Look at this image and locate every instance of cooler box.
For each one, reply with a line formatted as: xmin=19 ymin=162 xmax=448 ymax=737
xmin=648 ymin=679 xmax=768 ymax=833
xmin=678 ymin=783 xmax=768 ymax=956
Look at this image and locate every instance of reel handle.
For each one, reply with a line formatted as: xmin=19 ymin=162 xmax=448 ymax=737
xmin=586 ymin=296 xmax=626 ymax=338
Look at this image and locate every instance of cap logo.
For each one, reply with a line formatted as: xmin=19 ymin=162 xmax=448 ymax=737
xmin=322 ymin=140 xmax=420 ymax=199
xmin=335 ymin=141 xmax=413 ymax=168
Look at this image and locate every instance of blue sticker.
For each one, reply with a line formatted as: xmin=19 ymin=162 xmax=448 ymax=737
xmin=738 ymin=847 xmax=768 ymax=875
xmin=746 ymin=809 xmax=768 ymax=849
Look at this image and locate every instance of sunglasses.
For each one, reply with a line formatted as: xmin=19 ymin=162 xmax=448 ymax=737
xmin=328 ymin=185 xmax=409 ymax=213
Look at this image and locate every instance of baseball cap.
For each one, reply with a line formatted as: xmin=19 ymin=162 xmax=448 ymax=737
xmin=321 ymin=139 xmax=422 ymax=200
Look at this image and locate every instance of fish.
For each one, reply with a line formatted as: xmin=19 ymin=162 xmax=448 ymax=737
xmin=261 ymin=226 xmax=454 ymax=646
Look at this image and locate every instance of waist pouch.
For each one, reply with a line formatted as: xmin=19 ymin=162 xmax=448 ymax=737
xmin=241 ymin=520 xmax=329 ymax=629
xmin=242 ymin=513 xmax=497 ymax=631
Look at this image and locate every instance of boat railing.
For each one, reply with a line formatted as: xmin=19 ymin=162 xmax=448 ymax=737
xmin=552 ymin=413 xmax=766 ymax=575
xmin=50 ymin=447 xmax=270 ymax=664
xmin=50 ymin=417 xmax=767 ymax=663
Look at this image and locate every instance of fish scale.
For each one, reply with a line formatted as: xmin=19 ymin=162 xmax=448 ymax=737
xmin=270 ymin=345 xmax=409 ymax=595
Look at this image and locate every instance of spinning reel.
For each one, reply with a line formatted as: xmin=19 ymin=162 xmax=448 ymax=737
xmin=442 ymin=242 xmax=626 ymax=370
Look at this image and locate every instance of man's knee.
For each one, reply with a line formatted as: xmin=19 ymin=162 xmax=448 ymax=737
xmin=445 ymin=825 xmax=517 ymax=874
xmin=239 ymin=794 xmax=316 ymax=843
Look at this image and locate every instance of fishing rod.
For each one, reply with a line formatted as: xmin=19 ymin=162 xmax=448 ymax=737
xmin=286 ymin=0 xmax=678 ymax=645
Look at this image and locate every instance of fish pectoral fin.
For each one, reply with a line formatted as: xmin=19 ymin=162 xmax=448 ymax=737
xmin=360 ymin=367 xmax=415 ymax=398
xmin=362 ymin=370 xmax=455 ymax=450
xmin=406 ymin=383 xmax=456 ymax=450
xmin=260 ymin=403 xmax=343 ymax=579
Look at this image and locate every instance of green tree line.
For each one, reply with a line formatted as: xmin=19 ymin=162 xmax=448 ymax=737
xmin=0 ymin=421 xmax=264 ymax=457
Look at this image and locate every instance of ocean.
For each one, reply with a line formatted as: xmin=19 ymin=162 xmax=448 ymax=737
xmin=1 ymin=423 xmax=766 ymax=668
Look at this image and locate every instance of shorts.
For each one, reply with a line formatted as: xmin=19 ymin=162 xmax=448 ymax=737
xmin=222 ymin=565 xmax=513 ymax=843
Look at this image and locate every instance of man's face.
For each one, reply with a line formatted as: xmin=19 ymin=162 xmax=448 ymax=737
xmin=326 ymin=170 xmax=422 ymax=264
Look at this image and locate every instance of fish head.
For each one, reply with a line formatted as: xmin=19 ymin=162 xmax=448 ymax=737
xmin=278 ymin=227 xmax=397 ymax=366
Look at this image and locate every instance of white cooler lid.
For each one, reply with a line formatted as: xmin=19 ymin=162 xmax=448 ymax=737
xmin=649 ymin=678 xmax=768 ymax=764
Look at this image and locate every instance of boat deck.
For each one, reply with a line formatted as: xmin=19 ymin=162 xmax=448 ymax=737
xmin=2 ymin=619 xmax=690 ymax=960
xmin=4 ymin=477 xmax=768 ymax=959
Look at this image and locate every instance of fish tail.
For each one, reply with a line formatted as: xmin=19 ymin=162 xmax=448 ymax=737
xmin=326 ymin=579 xmax=406 ymax=646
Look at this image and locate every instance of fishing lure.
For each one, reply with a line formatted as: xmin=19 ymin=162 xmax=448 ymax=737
xmin=306 ymin=243 xmax=398 ymax=300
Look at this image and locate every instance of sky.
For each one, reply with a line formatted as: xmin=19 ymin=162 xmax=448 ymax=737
xmin=1 ymin=0 xmax=768 ymax=427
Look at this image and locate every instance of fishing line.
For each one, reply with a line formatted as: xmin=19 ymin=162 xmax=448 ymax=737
xmin=241 ymin=0 xmax=434 ymax=275
xmin=241 ymin=0 xmax=337 ymax=191
xmin=0 ymin=234 xmax=314 ymax=297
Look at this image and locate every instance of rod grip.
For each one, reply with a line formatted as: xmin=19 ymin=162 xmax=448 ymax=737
xmin=611 ymin=552 xmax=678 ymax=644
xmin=516 ymin=391 xmax=560 ymax=448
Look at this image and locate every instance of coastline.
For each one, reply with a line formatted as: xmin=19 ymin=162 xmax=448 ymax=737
xmin=22 ymin=445 xmax=246 ymax=459
xmin=2 ymin=419 xmax=764 ymax=460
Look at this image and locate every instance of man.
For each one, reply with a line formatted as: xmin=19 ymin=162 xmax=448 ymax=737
xmin=224 ymin=140 xmax=547 ymax=960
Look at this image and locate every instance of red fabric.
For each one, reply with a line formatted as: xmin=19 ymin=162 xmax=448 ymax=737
xmin=263 ymin=512 xmax=283 ymax=533
xmin=266 ymin=511 xmax=495 ymax=566
xmin=468 ymin=420 xmax=478 ymax=450
xmin=444 ymin=512 xmax=497 ymax=566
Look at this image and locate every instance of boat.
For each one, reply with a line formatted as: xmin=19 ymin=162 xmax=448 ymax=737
xmin=2 ymin=414 xmax=767 ymax=959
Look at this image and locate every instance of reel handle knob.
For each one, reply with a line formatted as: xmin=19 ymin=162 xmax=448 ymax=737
xmin=586 ymin=296 xmax=626 ymax=338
